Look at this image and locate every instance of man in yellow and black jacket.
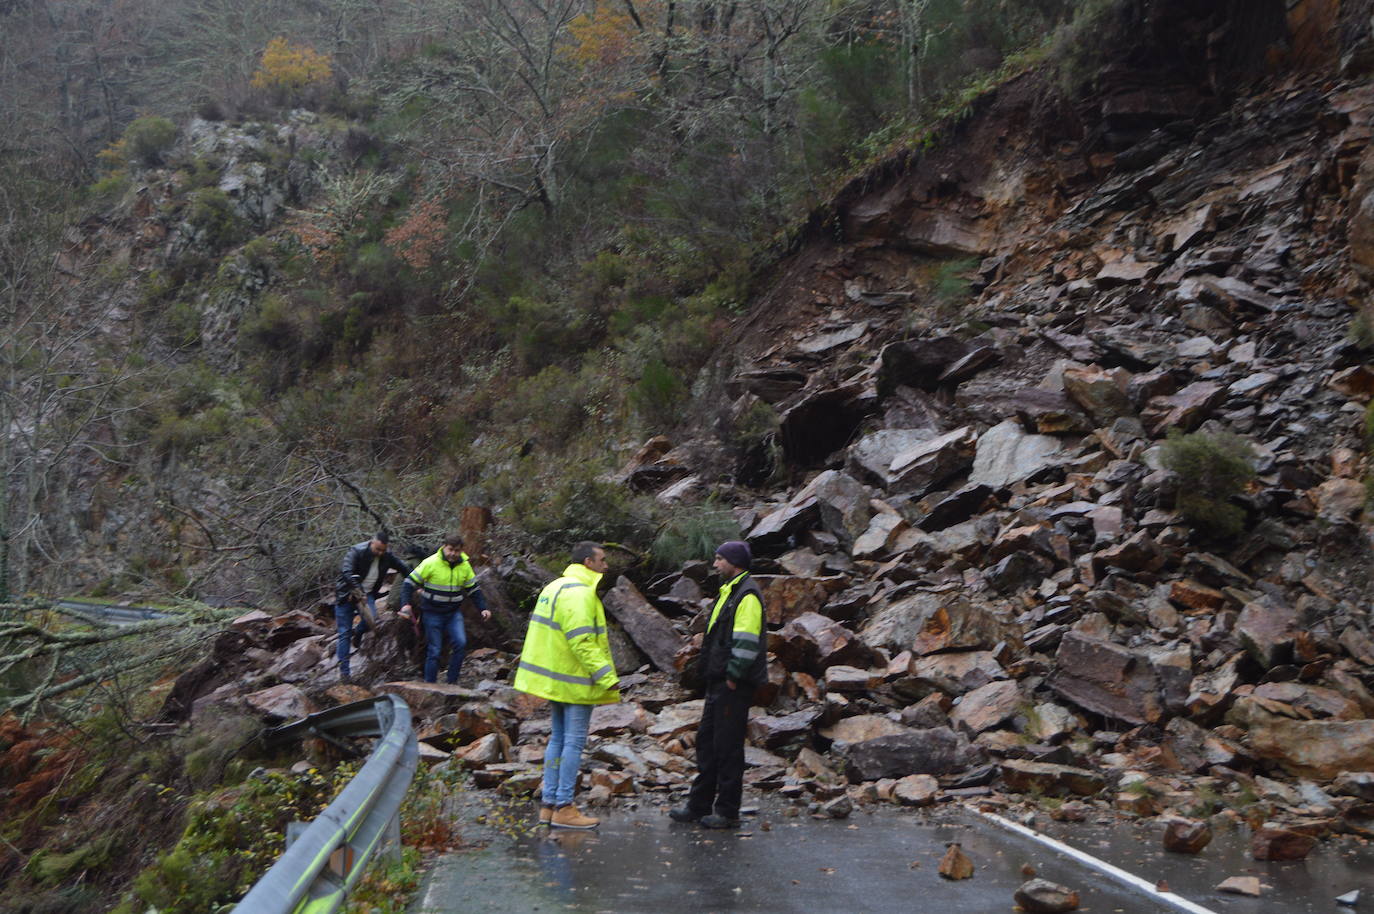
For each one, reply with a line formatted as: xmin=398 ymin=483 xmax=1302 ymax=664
xmin=513 ymin=541 xmax=619 ymax=830
xmin=400 ymin=532 xmax=489 ymax=684
xmin=671 ymin=539 xmax=766 ymax=829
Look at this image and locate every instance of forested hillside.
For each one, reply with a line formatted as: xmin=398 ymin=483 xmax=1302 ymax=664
xmin=1 ymin=0 xmax=1096 ymax=606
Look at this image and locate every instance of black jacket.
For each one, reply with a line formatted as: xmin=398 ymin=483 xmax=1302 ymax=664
xmin=335 ymin=541 xmax=412 ymax=601
xmin=699 ymin=574 xmax=767 ymax=687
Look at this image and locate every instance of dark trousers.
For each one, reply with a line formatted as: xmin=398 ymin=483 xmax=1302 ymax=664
xmin=686 ymin=680 xmax=752 ymax=818
xmin=334 ymin=598 xmax=374 ymax=677
xmin=422 ymin=609 xmax=467 ymax=684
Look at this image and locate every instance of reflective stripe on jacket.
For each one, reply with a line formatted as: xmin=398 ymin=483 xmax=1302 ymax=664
xmin=513 ymin=563 xmax=620 ymax=705
xmin=402 ymin=550 xmax=479 ymax=612
xmin=703 ymin=571 xmax=766 ymax=686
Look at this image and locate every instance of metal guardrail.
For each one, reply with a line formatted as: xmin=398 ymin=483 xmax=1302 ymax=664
xmin=233 ymin=694 xmax=419 ymax=914
xmin=54 ymin=599 xmax=171 ymax=625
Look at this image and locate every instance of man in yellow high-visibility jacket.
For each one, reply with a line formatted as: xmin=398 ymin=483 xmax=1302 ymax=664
xmin=670 ymin=540 xmax=766 ymax=829
xmin=513 ymin=541 xmax=620 ymax=829
xmin=400 ymin=532 xmax=490 ymax=684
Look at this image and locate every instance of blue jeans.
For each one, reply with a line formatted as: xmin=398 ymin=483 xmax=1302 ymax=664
xmin=422 ymin=610 xmax=467 ymax=684
xmin=543 ymin=701 xmax=594 ymax=807
xmin=335 ymin=596 xmax=375 ymax=676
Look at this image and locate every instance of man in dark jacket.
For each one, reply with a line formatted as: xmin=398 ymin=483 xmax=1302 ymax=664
xmin=670 ymin=540 xmax=766 ymax=829
xmin=335 ymin=532 xmax=411 ymax=679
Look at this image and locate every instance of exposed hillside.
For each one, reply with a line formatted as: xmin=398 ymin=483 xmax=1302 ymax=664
xmin=4 ymin=0 xmax=1374 ymax=911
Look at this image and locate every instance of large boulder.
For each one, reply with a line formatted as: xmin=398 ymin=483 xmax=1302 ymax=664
xmin=748 ymin=470 xmax=873 ymax=551
xmin=1047 ymin=632 xmax=1164 ymax=725
xmin=803 ymin=470 xmax=874 ymax=548
xmin=887 ymin=426 xmax=978 ymax=495
xmin=847 ymin=429 xmax=941 ymax=488
xmin=1140 ymin=381 xmax=1226 ymax=435
xmin=746 ymin=708 xmax=822 ymax=750
xmin=949 ymin=680 xmax=1024 ymax=734
xmin=901 ymin=651 xmax=1006 ymax=698
xmin=835 ymin=726 xmax=986 ymax=781
xmin=601 ymin=577 xmax=685 ymax=673
xmin=772 ymin=612 xmax=873 ymax=673
xmin=751 ymin=574 xmax=841 ymax=626
xmin=1238 ymin=700 xmax=1374 ymax=779
xmin=910 ymin=598 xmax=1022 ymax=655
xmin=878 ymin=337 xmax=974 ymax=395
xmin=241 ymin=683 xmax=313 ymax=723
xmin=969 ymin=420 xmax=1064 ymax=489
xmin=1234 ymin=598 xmax=1299 ymax=669
xmin=859 ymin=590 xmax=948 ymax=653
xmin=1061 ymin=366 xmax=1135 ymax=425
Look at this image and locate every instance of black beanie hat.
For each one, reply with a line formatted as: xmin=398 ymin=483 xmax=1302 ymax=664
xmin=715 ymin=540 xmax=752 ymax=570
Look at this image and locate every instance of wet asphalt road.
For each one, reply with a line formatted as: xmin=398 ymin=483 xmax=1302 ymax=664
xmin=1035 ymin=815 xmax=1370 ymax=913
xmin=414 ymin=799 xmax=1205 ymax=913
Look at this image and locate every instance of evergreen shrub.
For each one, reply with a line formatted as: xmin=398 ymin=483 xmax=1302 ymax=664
xmin=1159 ymin=429 xmax=1256 ymax=539
xmin=630 ymin=358 xmax=686 ymax=428
xmin=651 ymin=504 xmax=740 ymax=571
xmin=185 ymin=189 xmax=245 ymax=250
xmin=122 ymin=116 xmax=178 ymax=167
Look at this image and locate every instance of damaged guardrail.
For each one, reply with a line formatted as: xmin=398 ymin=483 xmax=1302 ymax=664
xmin=232 ymin=694 xmax=418 ymax=914
xmin=54 ymin=599 xmax=170 ymax=625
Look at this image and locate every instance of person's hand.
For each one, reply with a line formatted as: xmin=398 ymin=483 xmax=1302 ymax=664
xmin=480 ymin=610 xmax=492 ymax=621
xmin=725 ymin=680 xmax=737 ymax=690
xmin=400 ymin=604 xmax=412 ymax=618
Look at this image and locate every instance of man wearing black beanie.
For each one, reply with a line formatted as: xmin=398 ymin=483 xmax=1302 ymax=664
xmin=670 ymin=539 xmax=766 ymax=828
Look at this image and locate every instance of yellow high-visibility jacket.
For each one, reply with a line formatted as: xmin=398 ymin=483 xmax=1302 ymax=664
xmin=402 ymin=549 xmax=479 ymax=610
xmin=513 ymin=563 xmax=620 ymax=705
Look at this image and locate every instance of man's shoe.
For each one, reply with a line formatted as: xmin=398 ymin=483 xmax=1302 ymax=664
xmin=550 ymin=805 xmax=599 ymax=829
xmin=539 ymin=805 xmax=554 ymax=826
xmin=668 ymin=806 xmax=703 ymax=823
xmin=700 ymin=813 xmax=741 ymax=829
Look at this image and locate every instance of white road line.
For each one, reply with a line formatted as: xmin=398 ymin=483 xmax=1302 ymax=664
xmin=970 ymin=808 xmax=1222 ymax=914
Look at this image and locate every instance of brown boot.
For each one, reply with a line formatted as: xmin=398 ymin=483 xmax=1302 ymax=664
xmin=550 ymin=805 xmax=599 ymax=829
xmin=539 ymin=805 xmax=554 ymax=826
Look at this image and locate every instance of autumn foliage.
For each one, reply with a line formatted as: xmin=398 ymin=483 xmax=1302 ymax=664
xmin=566 ymin=1 xmax=646 ymax=70
xmin=384 ymin=198 xmax=448 ymax=270
xmin=250 ymin=37 xmax=333 ymax=97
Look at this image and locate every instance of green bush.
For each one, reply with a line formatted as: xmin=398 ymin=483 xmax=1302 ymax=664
xmin=150 ymin=405 xmax=233 ymax=454
xmin=121 ymin=766 xmax=356 ymax=914
xmin=1349 ymin=307 xmax=1374 ymax=350
xmin=123 ymin=116 xmax=178 ymax=167
xmin=162 ymin=299 xmax=202 ymax=348
xmin=650 ymin=503 xmax=740 ymax=571
xmin=185 ymin=188 xmax=245 ymax=249
xmin=89 ymin=172 xmax=132 ymax=203
xmin=1160 ymin=430 xmax=1256 ymax=539
xmin=927 ymin=256 xmax=980 ymax=316
xmin=511 ymin=476 xmax=652 ymax=553
xmin=241 ymin=293 xmax=295 ymax=351
xmin=630 ymin=358 xmax=687 ymax=429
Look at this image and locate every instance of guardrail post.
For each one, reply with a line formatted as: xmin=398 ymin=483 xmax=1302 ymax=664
xmin=381 ymin=814 xmax=402 ymax=865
